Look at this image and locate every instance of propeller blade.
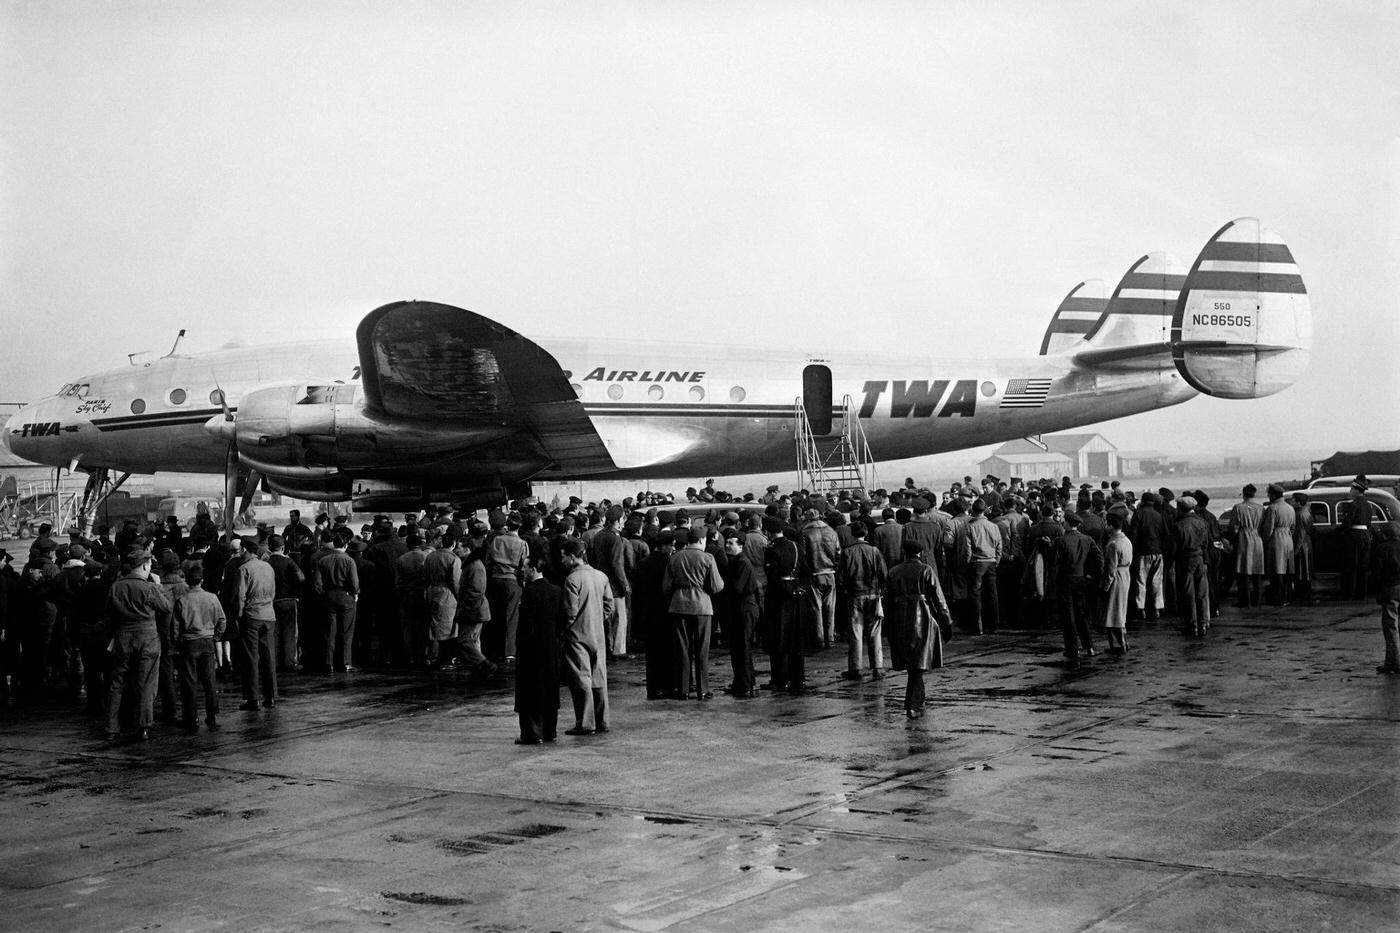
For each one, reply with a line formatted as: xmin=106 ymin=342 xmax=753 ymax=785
xmin=223 ymin=443 xmax=239 ymax=538
xmin=237 ymin=468 xmax=262 ymax=526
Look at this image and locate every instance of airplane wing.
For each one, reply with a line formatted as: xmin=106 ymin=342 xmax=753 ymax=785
xmin=355 ymin=301 xmax=616 ymax=474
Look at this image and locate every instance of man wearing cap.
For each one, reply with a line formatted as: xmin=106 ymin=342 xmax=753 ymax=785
xmin=798 ymin=508 xmax=840 ymax=649
xmin=173 ymin=564 xmax=225 ymax=730
xmin=1338 ymin=479 xmax=1372 ymax=599
xmin=103 ymin=549 xmax=172 ymax=740
xmin=486 ymin=516 xmax=530 ymax=662
xmin=559 ymin=539 xmax=613 ymax=734
xmin=1174 ymin=497 xmax=1212 ymax=636
xmin=587 ymin=506 xmax=633 ymax=659
xmin=902 ymin=497 xmax=949 ymax=579
xmin=231 ymin=537 xmax=278 ymax=709
xmin=1258 ymin=484 xmax=1296 ymax=606
xmin=664 ymin=526 xmax=725 ymax=700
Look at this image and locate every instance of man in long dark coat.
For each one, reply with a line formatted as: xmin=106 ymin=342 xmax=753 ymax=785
xmin=514 ymin=557 xmax=561 ymax=744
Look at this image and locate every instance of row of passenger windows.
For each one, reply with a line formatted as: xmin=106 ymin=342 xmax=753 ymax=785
xmin=569 ymin=383 xmax=748 ymax=403
xmin=127 ymin=382 xmax=750 ymax=413
xmin=130 ymin=388 xmax=224 ymax=414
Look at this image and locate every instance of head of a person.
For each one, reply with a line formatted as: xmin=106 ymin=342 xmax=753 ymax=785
xmin=560 ymin=537 xmax=587 ymax=567
xmin=1107 ymin=512 xmax=1125 ymax=532
xmin=723 ymin=533 xmax=743 ymax=556
xmin=1243 ymin=484 xmax=1257 ymax=499
xmin=902 ymin=540 xmax=924 ymax=561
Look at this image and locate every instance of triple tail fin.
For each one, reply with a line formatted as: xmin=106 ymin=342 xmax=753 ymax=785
xmin=1073 ymin=219 xmax=1310 ymax=399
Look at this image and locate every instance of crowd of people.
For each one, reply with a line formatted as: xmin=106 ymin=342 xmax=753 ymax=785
xmin=0 ymin=471 xmax=1396 ymax=743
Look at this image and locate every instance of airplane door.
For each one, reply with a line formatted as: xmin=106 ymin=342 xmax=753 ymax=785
xmin=803 ymin=364 xmax=832 ymax=436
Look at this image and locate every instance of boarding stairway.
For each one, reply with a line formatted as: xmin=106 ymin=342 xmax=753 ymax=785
xmin=794 ymin=394 xmax=878 ymax=495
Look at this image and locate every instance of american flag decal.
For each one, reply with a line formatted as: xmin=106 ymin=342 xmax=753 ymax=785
xmin=1000 ymin=378 xmax=1052 ymax=408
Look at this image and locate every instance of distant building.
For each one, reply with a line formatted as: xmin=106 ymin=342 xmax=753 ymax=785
xmin=979 ymin=433 xmax=1118 ymax=481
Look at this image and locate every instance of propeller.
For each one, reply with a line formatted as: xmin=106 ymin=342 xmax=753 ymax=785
xmin=207 ymin=384 xmax=259 ymax=538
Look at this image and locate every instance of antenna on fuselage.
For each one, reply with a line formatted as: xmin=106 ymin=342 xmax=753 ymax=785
xmin=126 ymin=351 xmax=151 ymax=366
xmin=162 ymin=329 xmax=187 ymax=358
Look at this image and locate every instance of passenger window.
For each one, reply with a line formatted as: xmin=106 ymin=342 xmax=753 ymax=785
xmin=607 ymin=385 xmax=624 ymax=400
xmin=689 ymin=386 xmax=705 ymax=402
xmin=648 ymin=385 xmax=664 ymax=400
xmin=210 ymin=389 xmax=225 ymax=406
xmin=1308 ymin=503 xmax=1330 ymax=525
xmin=131 ymin=399 xmax=146 ymax=414
xmin=729 ymin=386 xmax=746 ymax=403
xmin=168 ymin=388 xmax=187 ymax=405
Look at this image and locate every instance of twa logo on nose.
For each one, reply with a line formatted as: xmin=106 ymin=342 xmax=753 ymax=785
xmin=20 ymin=422 xmax=62 ymax=437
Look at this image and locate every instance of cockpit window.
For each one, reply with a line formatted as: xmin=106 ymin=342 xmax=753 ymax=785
xmin=58 ymin=383 xmax=91 ymax=398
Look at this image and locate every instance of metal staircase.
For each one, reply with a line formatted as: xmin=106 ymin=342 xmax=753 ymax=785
xmin=794 ymin=394 xmax=878 ymax=495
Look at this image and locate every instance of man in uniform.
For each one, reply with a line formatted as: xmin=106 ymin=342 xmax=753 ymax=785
xmin=1174 ymin=497 xmax=1212 ymax=636
xmin=1339 ymin=478 xmax=1372 ymax=599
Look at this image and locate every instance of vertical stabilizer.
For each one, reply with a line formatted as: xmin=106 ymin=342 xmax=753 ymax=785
xmin=1039 ymin=280 xmax=1109 ymax=355
xmin=1170 ymin=218 xmax=1311 ymax=398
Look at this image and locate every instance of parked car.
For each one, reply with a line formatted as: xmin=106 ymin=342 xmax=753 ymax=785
xmin=1297 ymin=486 xmax=1399 ymax=576
xmin=1219 ymin=486 xmax=1398 ymax=583
xmin=157 ymin=496 xmax=225 ymax=532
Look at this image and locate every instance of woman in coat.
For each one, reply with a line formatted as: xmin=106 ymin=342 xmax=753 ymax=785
xmin=1228 ymin=484 xmax=1265 ymax=608
xmin=885 ymin=541 xmax=951 ymax=719
xmin=1101 ymin=513 xmax=1134 ymax=653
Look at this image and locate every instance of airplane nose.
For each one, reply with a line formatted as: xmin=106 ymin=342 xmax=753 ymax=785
xmin=1 ymin=407 xmax=20 ymax=454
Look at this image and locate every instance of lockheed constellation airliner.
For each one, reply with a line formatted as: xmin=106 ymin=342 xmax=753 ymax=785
xmin=4 ymin=219 xmax=1309 ymax=520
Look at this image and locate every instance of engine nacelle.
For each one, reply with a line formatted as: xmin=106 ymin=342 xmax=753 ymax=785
xmin=232 ymin=381 xmax=357 ymax=476
xmin=264 ymin=474 xmax=352 ymax=502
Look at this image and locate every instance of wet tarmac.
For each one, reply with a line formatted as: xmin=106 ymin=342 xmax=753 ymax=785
xmin=3 ymin=598 xmax=1398 ymax=931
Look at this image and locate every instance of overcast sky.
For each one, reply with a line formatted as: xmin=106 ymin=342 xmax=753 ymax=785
xmin=2 ymin=1 xmax=1397 ymax=467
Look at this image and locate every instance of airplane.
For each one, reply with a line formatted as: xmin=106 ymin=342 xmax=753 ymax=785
xmin=3 ymin=218 xmax=1310 ymax=528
